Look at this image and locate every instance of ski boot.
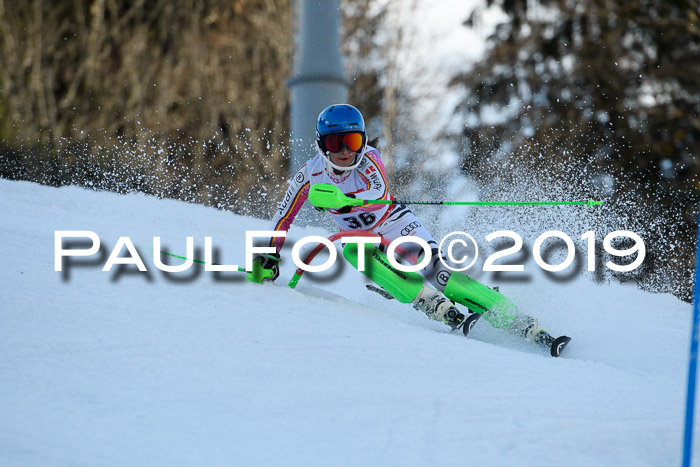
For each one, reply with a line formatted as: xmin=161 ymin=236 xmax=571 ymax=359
xmin=412 ymin=285 xmax=466 ymax=330
xmin=519 ymin=317 xmax=571 ymax=357
xmin=443 ymin=307 xmax=466 ymax=330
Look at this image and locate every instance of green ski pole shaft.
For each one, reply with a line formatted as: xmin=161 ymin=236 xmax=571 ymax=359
xmin=307 ymin=184 xmax=604 ymax=210
xmin=156 ymin=250 xmax=275 ymax=281
xmin=364 ymin=199 xmax=604 ymax=207
xmin=158 ymin=250 xmax=246 ymax=272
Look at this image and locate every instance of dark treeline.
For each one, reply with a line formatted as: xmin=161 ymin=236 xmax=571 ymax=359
xmin=450 ymin=0 xmax=700 ymax=300
xmin=0 ymin=0 xmax=292 ymax=215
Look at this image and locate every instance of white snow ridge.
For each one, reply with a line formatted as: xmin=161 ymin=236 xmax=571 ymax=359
xmin=0 ymin=179 xmax=695 ymax=466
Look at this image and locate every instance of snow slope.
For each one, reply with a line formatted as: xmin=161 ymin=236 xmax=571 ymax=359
xmin=0 ymin=179 xmax=695 ymax=466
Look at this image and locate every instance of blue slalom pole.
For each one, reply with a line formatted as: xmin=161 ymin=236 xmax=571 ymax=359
xmin=683 ymin=212 xmax=700 ymax=467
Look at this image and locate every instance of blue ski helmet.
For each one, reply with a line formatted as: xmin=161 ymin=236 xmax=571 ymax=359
xmin=316 ymin=104 xmax=367 ymax=171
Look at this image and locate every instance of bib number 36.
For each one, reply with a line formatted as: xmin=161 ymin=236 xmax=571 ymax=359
xmin=343 ymin=212 xmax=377 ymax=229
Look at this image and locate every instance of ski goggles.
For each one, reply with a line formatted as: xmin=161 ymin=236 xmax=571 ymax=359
xmin=322 ymin=132 xmax=365 ymax=153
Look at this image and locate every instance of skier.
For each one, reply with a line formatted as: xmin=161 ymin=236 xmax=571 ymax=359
xmin=250 ymin=103 xmax=465 ymax=328
xmin=249 ymin=104 xmax=570 ymax=355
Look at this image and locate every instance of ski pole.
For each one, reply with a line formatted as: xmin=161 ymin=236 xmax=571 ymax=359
xmin=365 ymin=199 xmax=604 ymax=207
xmin=308 ymin=184 xmax=603 ymax=211
xmin=158 ymin=250 xmax=244 ymax=269
xmin=156 ymin=250 xmax=274 ymax=282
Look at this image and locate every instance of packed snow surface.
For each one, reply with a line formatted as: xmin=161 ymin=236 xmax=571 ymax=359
xmin=0 ymin=179 xmax=696 ymax=466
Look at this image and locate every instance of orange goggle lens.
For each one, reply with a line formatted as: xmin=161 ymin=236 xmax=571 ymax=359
xmin=324 ymin=133 xmax=364 ymax=153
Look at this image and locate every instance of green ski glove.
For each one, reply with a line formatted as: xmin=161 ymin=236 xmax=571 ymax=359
xmin=247 ymin=252 xmax=280 ymax=283
xmin=308 ymin=184 xmax=365 ymax=211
